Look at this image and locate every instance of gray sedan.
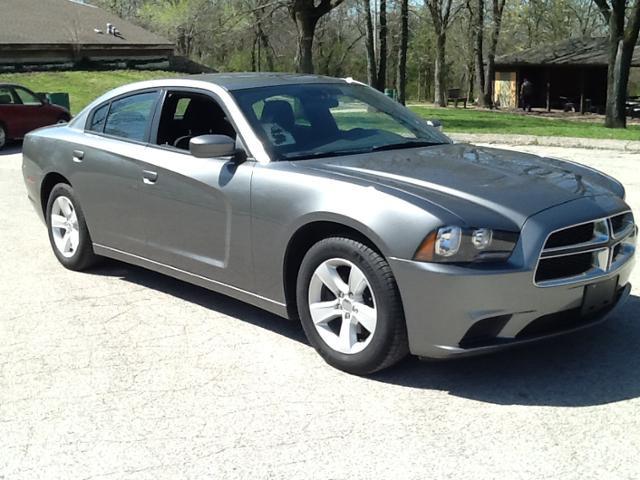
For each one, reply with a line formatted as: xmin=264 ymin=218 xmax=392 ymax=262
xmin=22 ymin=74 xmax=636 ymax=374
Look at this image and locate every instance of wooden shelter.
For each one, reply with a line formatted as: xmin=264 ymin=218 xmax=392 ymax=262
xmin=0 ymin=0 xmax=174 ymax=72
xmin=494 ymin=37 xmax=640 ymax=112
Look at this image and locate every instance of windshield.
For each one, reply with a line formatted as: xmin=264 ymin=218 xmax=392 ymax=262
xmin=231 ymin=82 xmax=451 ymax=161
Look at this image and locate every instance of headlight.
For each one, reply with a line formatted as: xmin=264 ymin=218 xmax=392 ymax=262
xmin=414 ymin=226 xmax=518 ymax=263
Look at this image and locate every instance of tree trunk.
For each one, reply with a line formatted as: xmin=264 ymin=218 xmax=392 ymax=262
xmin=484 ymin=0 xmax=506 ymax=108
xmin=294 ymin=14 xmax=318 ymax=73
xmin=434 ymin=33 xmax=447 ymax=106
xmin=600 ymin=0 xmax=640 ymax=128
xmin=376 ymin=0 xmax=388 ymax=91
xmin=363 ymin=0 xmax=377 ymax=86
xmin=606 ymin=38 xmax=633 ymax=128
xmin=473 ymin=0 xmax=487 ymax=106
xmin=484 ymin=52 xmax=495 ymax=107
xmin=396 ymin=0 xmax=409 ymax=104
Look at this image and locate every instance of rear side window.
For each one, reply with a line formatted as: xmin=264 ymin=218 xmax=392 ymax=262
xmin=88 ymin=103 xmax=109 ymax=133
xmin=14 ymin=87 xmax=42 ymax=106
xmin=103 ymin=91 xmax=158 ymax=142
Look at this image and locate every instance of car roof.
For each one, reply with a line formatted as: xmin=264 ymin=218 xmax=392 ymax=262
xmin=190 ymin=72 xmax=349 ymax=91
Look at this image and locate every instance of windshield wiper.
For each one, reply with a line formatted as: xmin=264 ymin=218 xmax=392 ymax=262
xmin=369 ymin=140 xmax=443 ymax=152
xmin=283 ymin=141 xmax=443 ymax=161
xmin=283 ymin=148 xmax=373 ymax=161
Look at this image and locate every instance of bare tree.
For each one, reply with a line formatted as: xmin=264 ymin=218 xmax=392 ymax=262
xmin=426 ymin=0 xmax=461 ymax=106
xmin=362 ymin=0 xmax=378 ymax=86
xmin=470 ymin=0 xmax=486 ymax=106
xmin=362 ymin=0 xmax=388 ymax=91
xmin=288 ymin=0 xmax=346 ymax=73
xmin=592 ymin=0 xmax=640 ymax=128
xmin=376 ymin=0 xmax=388 ymax=90
xmin=396 ymin=0 xmax=409 ymax=104
xmin=483 ymin=0 xmax=507 ymax=108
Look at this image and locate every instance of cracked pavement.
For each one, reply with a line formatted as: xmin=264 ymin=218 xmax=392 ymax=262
xmin=1 ymin=144 xmax=639 ymax=479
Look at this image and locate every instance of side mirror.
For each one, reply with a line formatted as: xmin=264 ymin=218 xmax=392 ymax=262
xmin=190 ymin=134 xmax=236 ymax=158
xmin=426 ymin=119 xmax=443 ymax=131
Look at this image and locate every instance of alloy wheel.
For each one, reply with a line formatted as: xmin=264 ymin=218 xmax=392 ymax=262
xmin=0 ymin=126 xmax=6 ymax=149
xmin=307 ymin=258 xmax=378 ymax=355
xmin=50 ymin=196 xmax=80 ymax=258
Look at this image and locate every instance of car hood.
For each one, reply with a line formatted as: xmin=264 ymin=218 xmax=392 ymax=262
xmin=293 ymin=143 xmax=622 ymax=228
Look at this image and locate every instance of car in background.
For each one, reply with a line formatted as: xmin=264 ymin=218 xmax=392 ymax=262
xmin=0 ymin=83 xmax=71 ymax=150
xmin=21 ymin=74 xmax=636 ymax=374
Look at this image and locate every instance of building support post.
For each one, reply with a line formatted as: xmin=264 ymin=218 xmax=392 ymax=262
xmin=579 ymin=69 xmax=586 ymax=114
xmin=546 ymin=70 xmax=551 ymax=112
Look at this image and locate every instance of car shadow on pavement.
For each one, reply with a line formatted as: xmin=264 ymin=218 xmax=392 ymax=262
xmin=0 ymin=143 xmax=22 ymax=156
xmin=372 ymin=294 xmax=640 ymax=407
xmin=93 ymin=260 xmax=640 ymax=407
xmin=91 ymin=260 xmax=308 ymax=344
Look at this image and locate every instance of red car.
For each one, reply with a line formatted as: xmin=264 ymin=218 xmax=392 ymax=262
xmin=0 ymin=83 xmax=71 ymax=150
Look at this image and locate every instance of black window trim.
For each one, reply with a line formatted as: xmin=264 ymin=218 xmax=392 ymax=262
xmin=84 ymin=88 xmax=161 ymax=146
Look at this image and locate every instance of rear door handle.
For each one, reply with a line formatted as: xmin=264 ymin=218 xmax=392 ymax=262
xmin=142 ymin=170 xmax=158 ymax=184
xmin=72 ymin=150 xmax=84 ymax=163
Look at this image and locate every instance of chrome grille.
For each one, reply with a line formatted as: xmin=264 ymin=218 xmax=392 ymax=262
xmin=535 ymin=212 xmax=636 ymax=287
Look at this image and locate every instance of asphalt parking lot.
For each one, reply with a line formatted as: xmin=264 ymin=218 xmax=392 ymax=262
xmin=1 ymin=143 xmax=639 ymax=480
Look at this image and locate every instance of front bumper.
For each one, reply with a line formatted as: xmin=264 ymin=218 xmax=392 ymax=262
xmin=389 ymin=197 xmax=636 ymax=359
xmin=389 ymin=257 xmax=633 ymax=359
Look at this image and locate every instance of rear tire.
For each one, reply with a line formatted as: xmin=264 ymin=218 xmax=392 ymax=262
xmin=45 ymin=183 xmax=99 ymax=271
xmin=296 ymin=237 xmax=409 ymax=375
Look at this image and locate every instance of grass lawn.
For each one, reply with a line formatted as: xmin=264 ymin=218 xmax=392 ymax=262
xmin=1 ymin=70 xmax=639 ymax=140
xmin=0 ymin=70 xmax=176 ymax=114
xmin=410 ymin=105 xmax=640 ymax=141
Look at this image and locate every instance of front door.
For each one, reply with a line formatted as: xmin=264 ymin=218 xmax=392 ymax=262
xmin=138 ymin=89 xmax=254 ymax=288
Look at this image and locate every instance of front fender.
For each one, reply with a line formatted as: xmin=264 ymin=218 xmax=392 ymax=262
xmin=250 ymin=162 xmax=447 ymax=303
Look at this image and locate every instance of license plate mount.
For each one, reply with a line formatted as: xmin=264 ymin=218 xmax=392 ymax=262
xmin=581 ymin=276 xmax=619 ymax=316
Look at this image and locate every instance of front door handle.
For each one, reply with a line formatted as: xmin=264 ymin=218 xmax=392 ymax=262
xmin=142 ymin=170 xmax=158 ymax=184
xmin=72 ymin=150 xmax=84 ymax=163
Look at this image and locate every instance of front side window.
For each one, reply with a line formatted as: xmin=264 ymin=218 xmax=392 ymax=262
xmin=14 ymin=87 xmax=42 ymax=106
xmin=103 ymin=91 xmax=158 ymax=142
xmin=155 ymin=91 xmax=237 ymax=151
xmin=232 ymin=83 xmax=450 ymax=161
xmin=0 ymin=87 xmax=17 ymax=105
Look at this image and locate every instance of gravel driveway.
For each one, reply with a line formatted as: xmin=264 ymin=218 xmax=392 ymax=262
xmin=1 ymin=144 xmax=639 ymax=480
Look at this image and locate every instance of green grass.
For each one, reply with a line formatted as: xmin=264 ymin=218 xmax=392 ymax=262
xmin=1 ymin=70 xmax=638 ymax=140
xmin=409 ymin=105 xmax=640 ymax=141
xmin=0 ymin=70 xmax=176 ymax=114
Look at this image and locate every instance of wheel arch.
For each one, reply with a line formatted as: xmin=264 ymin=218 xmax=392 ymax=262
xmin=40 ymin=172 xmax=71 ymax=216
xmin=282 ymin=219 xmax=388 ymax=320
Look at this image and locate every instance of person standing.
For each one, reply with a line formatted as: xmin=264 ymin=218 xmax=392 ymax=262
xmin=520 ymin=78 xmax=534 ymax=112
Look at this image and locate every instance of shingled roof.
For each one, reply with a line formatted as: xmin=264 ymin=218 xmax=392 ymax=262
xmin=496 ymin=37 xmax=640 ymax=67
xmin=0 ymin=0 xmax=172 ymax=47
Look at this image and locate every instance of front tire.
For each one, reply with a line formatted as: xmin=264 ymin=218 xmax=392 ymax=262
xmin=296 ymin=237 xmax=409 ymax=375
xmin=0 ymin=124 xmax=7 ymax=150
xmin=46 ymin=183 xmax=98 ymax=271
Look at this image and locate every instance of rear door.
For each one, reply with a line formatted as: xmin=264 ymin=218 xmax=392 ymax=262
xmin=138 ymin=89 xmax=254 ymax=288
xmin=72 ymin=90 xmax=160 ymax=256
